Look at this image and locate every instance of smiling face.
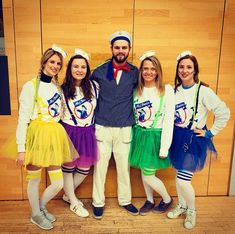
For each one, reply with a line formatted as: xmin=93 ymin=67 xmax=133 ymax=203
xmin=43 ymin=54 xmax=62 ymax=77
xmin=178 ymin=58 xmax=195 ymax=86
xmin=71 ymin=58 xmax=87 ymax=86
xmin=141 ymin=60 xmax=157 ymax=87
xmin=111 ymin=39 xmax=131 ymax=65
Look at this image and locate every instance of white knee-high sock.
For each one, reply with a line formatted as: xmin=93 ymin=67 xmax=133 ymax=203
xmin=141 ymin=173 xmax=154 ymax=203
xmin=40 ymin=169 xmax=63 ymax=209
xmin=176 ymin=176 xmax=187 ymax=208
xmin=142 ymin=175 xmax=171 ymax=203
xmin=63 ymin=172 xmax=78 ymax=206
xmin=73 ymin=172 xmax=87 ymax=190
xmin=176 ymin=177 xmax=195 ymax=210
xmin=27 ymin=177 xmax=41 ymax=216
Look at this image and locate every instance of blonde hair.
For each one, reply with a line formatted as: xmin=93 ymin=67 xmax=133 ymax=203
xmin=137 ymin=56 xmax=165 ymax=97
xmin=39 ymin=48 xmax=63 ymax=80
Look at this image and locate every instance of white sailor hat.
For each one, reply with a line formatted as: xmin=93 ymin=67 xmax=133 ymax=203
xmin=74 ymin=48 xmax=89 ymax=61
xmin=176 ymin=50 xmax=192 ymax=61
xmin=52 ymin=44 xmax=67 ymax=58
xmin=139 ymin=50 xmax=156 ymax=61
xmin=109 ymin=31 xmax=132 ymax=45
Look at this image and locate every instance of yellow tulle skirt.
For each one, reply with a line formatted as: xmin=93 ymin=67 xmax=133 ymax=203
xmin=25 ymin=119 xmax=77 ymax=167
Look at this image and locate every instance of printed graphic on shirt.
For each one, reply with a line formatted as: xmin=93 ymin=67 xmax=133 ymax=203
xmin=175 ymin=101 xmax=198 ymax=127
xmin=175 ymin=102 xmax=188 ymax=126
xmin=73 ymin=97 xmax=93 ymax=120
xmin=135 ymin=100 xmax=153 ymax=122
xmin=47 ymin=93 xmax=61 ymax=118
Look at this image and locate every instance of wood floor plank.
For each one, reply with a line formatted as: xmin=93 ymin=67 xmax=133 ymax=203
xmin=0 ymin=197 xmax=235 ymax=233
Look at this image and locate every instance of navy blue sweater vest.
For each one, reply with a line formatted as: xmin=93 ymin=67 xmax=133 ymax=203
xmin=91 ymin=60 xmax=138 ymax=127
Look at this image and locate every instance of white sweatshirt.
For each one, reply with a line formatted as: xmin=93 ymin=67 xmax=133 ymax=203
xmin=16 ymin=79 xmax=62 ymax=152
xmin=174 ymin=84 xmax=230 ymax=135
xmin=134 ymin=84 xmax=175 ymax=157
xmin=61 ymin=81 xmax=99 ymax=127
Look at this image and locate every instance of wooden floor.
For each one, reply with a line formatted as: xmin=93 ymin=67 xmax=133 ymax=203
xmin=0 ymin=197 xmax=235 ymax=234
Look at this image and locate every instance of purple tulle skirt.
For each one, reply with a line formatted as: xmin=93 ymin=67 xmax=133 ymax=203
xmin=169 ymin=126 xmax=217 ymax=172
xmin=61 ymin=121 xmax=98 ymax=168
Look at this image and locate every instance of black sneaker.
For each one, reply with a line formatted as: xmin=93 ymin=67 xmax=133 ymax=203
xmin=152 ymin=197 xmax=173 ymax=213
xmin=122 ymin=204 xmax=139 ymax=215
xmin=92 ymin=206 xmax=104 ymax=219
xmin=139 ymin=200 xmax=155 ymax=215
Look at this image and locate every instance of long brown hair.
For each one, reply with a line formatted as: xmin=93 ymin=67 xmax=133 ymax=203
xmin=62 ymin=55 xmax=92 ymax=101
xmin=174 ymin=55 xmax=208 ymax=92
xmin=137 ymin=56 xmax=165 ymax=97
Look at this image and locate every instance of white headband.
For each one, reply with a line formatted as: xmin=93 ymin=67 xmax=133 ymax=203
xmin=176 ymin=50 xmax=192 ymax=61
xmin=139 ymin=50 xmax=156 ymax=61
xmin=74 ymin=48 xmax=89 ymax=61
xmin=52 ymin=44 xmax=67 ymax=58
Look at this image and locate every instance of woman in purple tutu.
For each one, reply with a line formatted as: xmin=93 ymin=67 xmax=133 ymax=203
xmin=167 ymin=51 xmax=230 ymax=229
xmin=60 ymin=49 xmax=99 ymax=218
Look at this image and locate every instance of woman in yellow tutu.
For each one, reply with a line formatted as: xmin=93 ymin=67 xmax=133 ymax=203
xmin=15 ymin=45 xmax=76 ymax=230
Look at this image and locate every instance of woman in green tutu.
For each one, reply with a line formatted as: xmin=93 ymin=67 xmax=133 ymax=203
xmin=129 ymin=51 xmax=175 ymax=215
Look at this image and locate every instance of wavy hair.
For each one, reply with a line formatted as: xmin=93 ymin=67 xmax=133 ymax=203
xmin=39 ymin=48 xmax=63 ymax=80
xmin=174 ymin=55 xmax=208 ymax=92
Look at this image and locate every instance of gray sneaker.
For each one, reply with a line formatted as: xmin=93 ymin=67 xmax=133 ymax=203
xmin=30 ymin=211 xmax=53 ymax=230
xmin=41 ymin=208 xmax=56 ymax=222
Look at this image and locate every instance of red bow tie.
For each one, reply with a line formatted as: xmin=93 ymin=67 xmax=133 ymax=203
xmin=112 ymin=62 xmax=130 ymax=79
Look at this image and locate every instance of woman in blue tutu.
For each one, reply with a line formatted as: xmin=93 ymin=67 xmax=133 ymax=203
xmin=167 ymin=51 xmax=230 ymax=229
xmin=60 ymin=49 xmax=99 ymax=218
xmin=129 ymin=51 xmax=175 ymax=215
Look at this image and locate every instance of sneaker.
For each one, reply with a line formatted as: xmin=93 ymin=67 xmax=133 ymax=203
xmin=70 ymin=203 xmax=89 ymax=218
xmin=167 ymin=204 xmax=186 ymax=219
xmin=122 ymin=204 xmax=139 ymax=215
xmin=93 ymin=206 xmax=104 ymax=219
xmin=184 ymin=208 xmax=196 ymax=229
xmin=139 ymin=200 xmax=155 ymax=216
xmin=40 ymin=208 xmax=56 ymax=222
xmin=152 ymin=197 xmax=173 ymax=213
xmin=62 ymin=194 xmax=83 ymax=206
xmin=30 ymin=211 xmax=53 ymax=230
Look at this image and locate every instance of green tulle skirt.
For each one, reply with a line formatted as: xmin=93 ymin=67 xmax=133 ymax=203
xmin=129 ymin=125 xmax=171 ymax=170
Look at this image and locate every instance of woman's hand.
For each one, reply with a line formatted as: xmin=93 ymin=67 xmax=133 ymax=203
xmin=16 ymin=152 xmax=25 ymax=166
xmin=159 ymin=155 xmax=167 ymax=159
xmin=194 ymin=128 xmax=206 ymax=137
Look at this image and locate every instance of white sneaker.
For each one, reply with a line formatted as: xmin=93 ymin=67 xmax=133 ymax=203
xmin=70 ymin=203 xmax=89 ymax=218
xmin=62 ymin=194 xmax=83 ymax=206
xmin=167 ymin=204 xmax=186 ymax=219
xmin=184 ymin=208 xmax=196 ymax=229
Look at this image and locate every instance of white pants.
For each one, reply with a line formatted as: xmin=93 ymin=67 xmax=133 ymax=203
xmin=92 ymin=124 xmax=132 ymax=207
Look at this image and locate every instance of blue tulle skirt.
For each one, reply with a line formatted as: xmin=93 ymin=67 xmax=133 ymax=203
xmin=169 ymin=126 xmax=217 ymax=172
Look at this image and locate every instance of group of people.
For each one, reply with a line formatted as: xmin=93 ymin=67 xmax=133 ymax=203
xmin=15 ymin=30 xmax=230 ymax=231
